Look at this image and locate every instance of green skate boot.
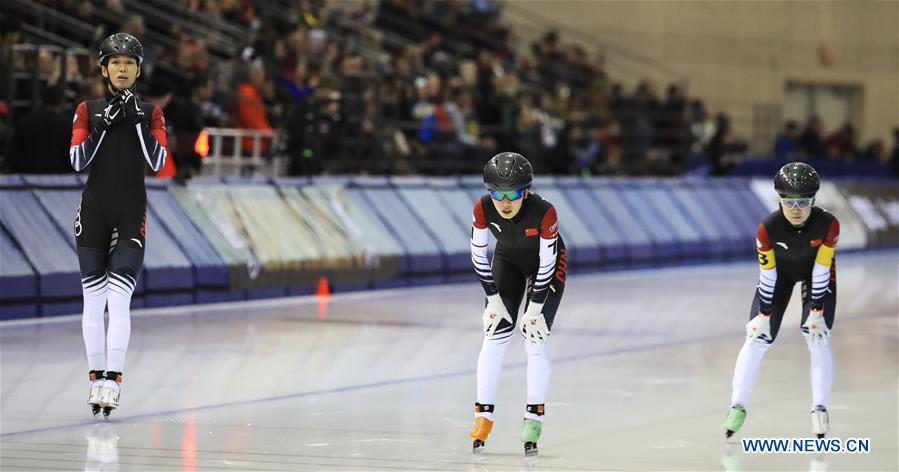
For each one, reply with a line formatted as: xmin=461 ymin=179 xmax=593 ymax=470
xmin=723 ymin=405 xmax=746 ymax=438
xmin=521 ymin=418 xmax=542 ymax=456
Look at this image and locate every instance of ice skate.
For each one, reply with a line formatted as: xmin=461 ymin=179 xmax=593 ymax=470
xmin=520 ymin=418 xmax=542 ymax=457
xmin=99 ymin=372 xmax=122 ymax=419
xmin=810 ymin=405 xmax=829 ymax=438
xmin=469 ymin=416 xmax=493 ymax=453
xmin=723 ymin=405 xmax=746 ymax=438
xmin=87 ymin=370 xmax=104 ymax=416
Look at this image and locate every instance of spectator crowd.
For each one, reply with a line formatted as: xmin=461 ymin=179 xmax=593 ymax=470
xmin=1 ymin=0 xmax=897 ymax=179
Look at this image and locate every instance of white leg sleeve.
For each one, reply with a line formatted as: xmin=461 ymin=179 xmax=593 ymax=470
xmin=731 ymin=337 xmax=771 ymax=407
xmin=804 ymin=333 xmax=834 ymax=408
xmin=525 ymin=340 xmax=551 ymax=421
xmin=81 ymin=272 xmax=108 ymax=371
xmin=105 ymin=272 xmax=134 ymax=373
xmin=476 ymin=334 xmax=512 ymax=420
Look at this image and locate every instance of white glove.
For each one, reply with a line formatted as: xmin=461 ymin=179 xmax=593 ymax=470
xmin=803 ymin=308 xmax=831 ymax=346
xmin=745 ymin=312 xmax=772 ymax=343
xmin=519 ymin=301 xmax=549 ymax=342
xmin=482 ymin=294 xmax=512 ymax=338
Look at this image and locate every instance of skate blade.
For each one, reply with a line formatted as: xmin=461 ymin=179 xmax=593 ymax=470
xmin=472 ymin=439 xmax=486 ymax=454
xmin=524 ymin=442 xmax=538 ymax=457
xmin=725 ymin=430 xmax=735 ymax=439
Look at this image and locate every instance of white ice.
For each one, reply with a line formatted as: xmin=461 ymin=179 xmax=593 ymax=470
xmin=2 ymin=251 xmax=896 ymax=471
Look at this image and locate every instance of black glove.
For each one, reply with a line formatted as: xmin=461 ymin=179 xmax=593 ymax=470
xmin=98 ymin=95 xmax=125 ymax=130
xmin=118 ymin=89 xmax=145 ymax=124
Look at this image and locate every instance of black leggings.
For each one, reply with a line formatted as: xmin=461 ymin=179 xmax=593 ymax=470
xmin=491 ymin=246 xmax=568 ymax=336
xmin=74 ymin=194 xmax=146 ymax=281
xmin=749 ymin=277 xmax=836 ymax=343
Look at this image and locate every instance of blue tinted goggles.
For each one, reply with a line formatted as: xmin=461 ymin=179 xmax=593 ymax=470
xmin=779 ymin=196 xmax=814 ymax=209
xmin=488 ymin=187 xmax=527 ymax=201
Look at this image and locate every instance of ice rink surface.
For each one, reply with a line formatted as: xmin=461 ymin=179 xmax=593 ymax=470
xmin=2 ymin=251 xmax=896 ymax=471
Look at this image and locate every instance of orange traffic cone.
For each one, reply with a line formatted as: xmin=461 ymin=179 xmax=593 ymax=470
xmin=315 ymin=276 xmax=331 ymax=320
xmin=315 ymin=276 xmax=331 ymax=298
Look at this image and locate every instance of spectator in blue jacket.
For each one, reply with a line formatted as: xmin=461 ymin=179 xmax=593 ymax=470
xmin=773 ymin=120 xmax=799 ymax=160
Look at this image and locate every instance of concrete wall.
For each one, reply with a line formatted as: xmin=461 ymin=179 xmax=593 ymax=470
xmin=501 ymin=0 xmax=899 ymax=148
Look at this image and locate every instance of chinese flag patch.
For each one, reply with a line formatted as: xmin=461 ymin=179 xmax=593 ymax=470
xmin=525 ymin=228 xmax=538 ymax=237
xmin=810 ymin=239 xmax=822 ymax=248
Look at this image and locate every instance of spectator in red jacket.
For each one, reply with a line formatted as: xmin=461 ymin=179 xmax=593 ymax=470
xmin=235 ymin=62 xmax=271 ymax=153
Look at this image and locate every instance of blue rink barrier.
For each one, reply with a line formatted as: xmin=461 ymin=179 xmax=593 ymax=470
xmin=633 ymin=179 xmax=707 ymax=261
xmin=0 ymin=175 xmax=81 ymax=316
xmin=557 ymin=177 xmax=630 ymax=269
xmin=612 ymin=179 xmax=683 ymax=263
xmin=427 ymin=177 xmax=485 ymax=283
xmin=350 ymin=176 xmax=443 ymax=285
xmin=685 ymin=179 xmax=754 ymax=257
xmin=145 ymin=182 xmax=230 ymax=304
xmin=142 ymin=183 xmax=195 ymax=307
xmin=587 ymin=180 xmax=656 ymax=265
xmin=0 ymin=224 xmax=38 ymax=318
xmin=392 ymin=176 xmax=471 ymax=280
xmin=2 ymin=175 xmax=896 ymax=319
xmin=301 ymin=177 xmax=405 ymax=291
xmin=661 ymin=180 xmax=730 ymax=261
xmin=532 ymin=176 xmax=601 ymax=270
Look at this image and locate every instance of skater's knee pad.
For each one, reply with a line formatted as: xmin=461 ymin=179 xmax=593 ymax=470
xmin=77 ymin=247 xmax=107 ymax=279
xmin=524 ymin=339 xmax=549 ymax=356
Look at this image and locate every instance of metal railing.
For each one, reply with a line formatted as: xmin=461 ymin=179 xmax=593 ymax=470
xmin=8 ymin=0 xmax=97 ymax=45
xmin=201 ymin=128 xmax=283 ymax=177
xmin=6 ymin=44 xmax=93 ymax=122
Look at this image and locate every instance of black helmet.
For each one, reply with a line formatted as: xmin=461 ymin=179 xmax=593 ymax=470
xmin=774 ymin=162 xmax=820 ymax=196
xmin=483 ymin=152 xmax=533 ymax=192
xmin=98 ymin=33 xmax=143 ymax=68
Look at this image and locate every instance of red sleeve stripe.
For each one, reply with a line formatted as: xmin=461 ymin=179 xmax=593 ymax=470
xmin=472 ymin=198 xmax=488 ymax=229
xmin=68 ymin=102 xmax=105 ymax=171
xmin=540 ymin=206 xmax=558 ymax=239
xmin=70 ymin=102 xmax=90 ymax=147
xmin=756 ymin=224 xmax=772 ymax=251
xmin=824 ymin=218 xmax=840 ymax=247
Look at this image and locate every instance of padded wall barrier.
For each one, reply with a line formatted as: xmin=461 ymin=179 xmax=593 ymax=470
xmin=2 ymin=175 xmax=896 ymax=319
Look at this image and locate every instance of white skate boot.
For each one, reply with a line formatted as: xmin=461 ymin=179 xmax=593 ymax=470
xmin=99 ymin=372 xmax=122 ymax=419
xmin=810 ymin=405 xmax=829 ymax=438
xmin=87 ymin=370 xmax=104 ymax=416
